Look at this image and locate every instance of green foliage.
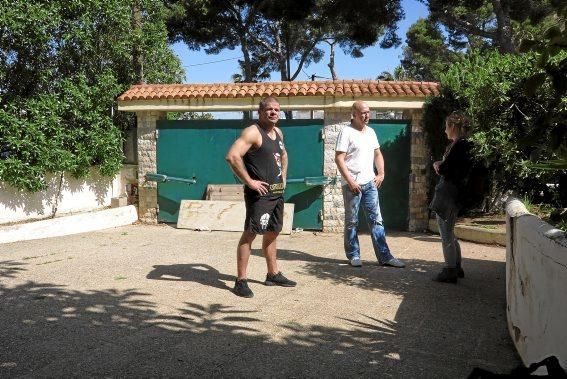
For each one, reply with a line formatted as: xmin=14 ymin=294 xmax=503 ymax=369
xmin=424 ymin=49 xmax=564 ymax=206
xmin=401 ymin=18 xmax=464 ymax=81
xmin=167 ymin=112 xmax=215 ymax=121
xmin=0 ymin=0 xmax=184 ymax=192
xmin=519 ymin=1 xmax=567 ymax=170
xmin=167 ymin=0 xmax=403 ymax=82
xmin=419 ymin=0 xmax=556 ymax=53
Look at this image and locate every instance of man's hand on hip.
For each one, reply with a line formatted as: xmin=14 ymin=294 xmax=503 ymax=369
xmin=247 ymin=179 xmax=269 ymax=195
xmin=374 ymin=173 xmax=385 ymax=188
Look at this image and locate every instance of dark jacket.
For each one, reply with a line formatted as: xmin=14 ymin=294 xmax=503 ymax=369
xmin=430 ymin=139 xmax=474 ymax=220
xmin=438 ymin=139 xmax=473 ymax=190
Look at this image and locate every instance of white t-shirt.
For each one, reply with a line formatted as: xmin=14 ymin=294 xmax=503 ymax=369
xmin=335 ymin=124 xmax=380 ymax=185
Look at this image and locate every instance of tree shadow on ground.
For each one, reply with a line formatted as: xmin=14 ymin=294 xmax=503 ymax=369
xmin=0 ymin=253 xmax=519 ymax=377
xmin=0 ymin=260 xmax=27 ymax=278
xmin=0 ymin=279 xmax=410 ymax=377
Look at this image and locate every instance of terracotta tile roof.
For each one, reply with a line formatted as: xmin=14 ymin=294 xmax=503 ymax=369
xmin=117 ymin=80 xmax=440 ymax=101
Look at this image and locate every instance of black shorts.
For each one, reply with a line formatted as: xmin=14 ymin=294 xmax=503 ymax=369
xmin=244 ymin=195 xmax=284 ymax=234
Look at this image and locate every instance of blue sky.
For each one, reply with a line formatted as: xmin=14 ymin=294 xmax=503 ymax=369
xmin=171 ymin=0 xmax=428 ymax=84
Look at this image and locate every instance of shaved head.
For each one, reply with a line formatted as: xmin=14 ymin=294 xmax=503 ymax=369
xmin=351 ymin=101 xmax=370 ymax=130
xmin=351 ymin=100 xmax=367 ymax=115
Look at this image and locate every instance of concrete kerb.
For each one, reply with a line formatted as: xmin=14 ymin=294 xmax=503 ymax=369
xmin=0 ymin=205 xmax=138 ymax=244
xmin=428 ymin=218 xmax=506 ymax=246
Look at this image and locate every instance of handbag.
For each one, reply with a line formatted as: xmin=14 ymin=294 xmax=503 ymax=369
xmin=429 ymin=178 xmax=459 ymax=221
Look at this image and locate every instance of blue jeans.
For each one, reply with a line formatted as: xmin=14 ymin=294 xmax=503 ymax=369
xmin=435 ymin=205 xmax=462 ymax=269
xmin=342 ymin=181 xmax=394 ymax=263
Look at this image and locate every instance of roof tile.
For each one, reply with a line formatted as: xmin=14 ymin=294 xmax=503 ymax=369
xmin=117 ymin=80 xmax=440 ymax=101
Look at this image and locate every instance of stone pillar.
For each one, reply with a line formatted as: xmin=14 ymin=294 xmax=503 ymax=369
xmin=404 ymin=109 xmax=429 ymax=232
xmin=136 ymin=111 xmax=166 ymax=224
xmin=322 ymin=109 xmax=351 ymax=233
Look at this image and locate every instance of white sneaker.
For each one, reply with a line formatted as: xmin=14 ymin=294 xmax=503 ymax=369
xmin=349 ymin=257 xmax=362 ymax=267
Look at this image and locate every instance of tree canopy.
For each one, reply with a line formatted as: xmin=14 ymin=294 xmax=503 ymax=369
xmin=0 ymin=0 xmax=184 ymax=191
xmin=166 ymin=0 xmax=404 ymax=82
xmin=417 ymin=0 xmax=559 ymax=53
xmin=399 ymin=18 xmax=464 ymax=81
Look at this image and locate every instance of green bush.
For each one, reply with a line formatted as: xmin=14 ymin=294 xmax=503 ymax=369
xmin=0 ymin=73 xmax=124 ymax=191
xmin=424 ymin=50 xmax=565 ymax=209
xmin=0 ymin=0 xmax=184 ymax=193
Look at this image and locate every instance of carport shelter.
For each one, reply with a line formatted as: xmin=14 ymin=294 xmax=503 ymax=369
xmin=117 ymin=80 xmax=439 ymax=232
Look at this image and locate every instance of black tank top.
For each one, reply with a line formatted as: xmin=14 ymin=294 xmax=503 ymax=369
xmin=243 ymin=125 xmax=285 ymax=199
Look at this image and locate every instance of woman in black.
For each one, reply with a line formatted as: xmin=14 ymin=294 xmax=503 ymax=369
xmin=430 ymin=112 xmax=473 ymax=283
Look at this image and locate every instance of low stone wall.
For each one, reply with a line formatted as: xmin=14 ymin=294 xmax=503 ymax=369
xmin=505 ymin=198 xmax=567 ymax=369
xmin=0 ymin=166 xmax=137 ymax=225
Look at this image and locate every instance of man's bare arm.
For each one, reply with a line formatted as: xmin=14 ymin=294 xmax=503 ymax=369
xmin=225 ymin=126 xmax=269 ymax=195
xmin=373 ymin=148 xmax=385 ymax=188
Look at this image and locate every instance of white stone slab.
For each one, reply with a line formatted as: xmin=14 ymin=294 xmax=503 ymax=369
xmin=0 ymin=205 xmax=138 ymax=244
xmin=177 ymin=200 xmax=294 ymax=235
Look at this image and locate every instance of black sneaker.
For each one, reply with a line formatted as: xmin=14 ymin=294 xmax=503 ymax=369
xmin=432 ymin=268 xmax=458 ymax=283
xmin=265 ymin=272 xmax=297 ymax=287
xmin=233 ymin=279 xmax=254 ymax=298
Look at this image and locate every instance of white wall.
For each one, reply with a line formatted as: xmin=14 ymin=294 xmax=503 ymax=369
xmin=506 ymin=198 xmax=567 ymax=369
xmin=0 ymin=167 xmax=130 ymax=225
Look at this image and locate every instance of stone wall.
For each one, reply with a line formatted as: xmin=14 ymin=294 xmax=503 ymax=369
xmin=322 ymin=110 xmax=351 ymax=233
xmin=136 ymin=111 xmax=166 ymax=224
xmin=405 ymin=109 xmax=429 ymax=232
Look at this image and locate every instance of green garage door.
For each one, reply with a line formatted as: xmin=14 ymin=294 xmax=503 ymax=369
xmin=367 ymin=120 xmax=411 ymax=230
xmin=155 ymin=119 xmax=325 ymax=230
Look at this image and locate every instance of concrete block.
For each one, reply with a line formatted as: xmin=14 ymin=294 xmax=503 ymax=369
xmin=177 ymin=200 xmax=294 ymax=235
xmin=111 ymin=196 xmax=128 ymax=208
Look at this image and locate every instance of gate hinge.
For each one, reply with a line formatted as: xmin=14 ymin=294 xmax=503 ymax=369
xmin=319 ymin=129 xmax=325 ymax=141
xmin=155 ymin=129 xmax=159 ymax=139
xmin=318 ymin=210 xmax=324 ymax=221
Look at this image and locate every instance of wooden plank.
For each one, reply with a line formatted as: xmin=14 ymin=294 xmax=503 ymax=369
xmin=177 ymin=200 xmax=294 ymax=235
xmin=206 ymin=184 xmax=244 ymax=201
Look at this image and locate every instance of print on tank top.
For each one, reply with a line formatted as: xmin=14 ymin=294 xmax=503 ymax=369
xmin=243 ymin=125 xmax=285 ymax=198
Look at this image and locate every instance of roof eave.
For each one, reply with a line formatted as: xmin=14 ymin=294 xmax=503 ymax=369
xmin=117 ymin=95 xmax=428 ymax=112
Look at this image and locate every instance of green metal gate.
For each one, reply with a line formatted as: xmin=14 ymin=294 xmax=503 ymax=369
xmin=155 ymin=119 xmax=326 ymax=230
xmin=366 ymin=120 xmax=411 ymax=230
xmin=155 ymin=120 xmax=242 ymax=222
xmin=280 ymin=120 xmax=325 ymax=230
xmin=154 ymin=118 xmax=410 ymax=230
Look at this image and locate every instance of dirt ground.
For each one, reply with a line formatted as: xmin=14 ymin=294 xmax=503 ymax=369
xmin=0 ymin=224 xmax=520 ymax=377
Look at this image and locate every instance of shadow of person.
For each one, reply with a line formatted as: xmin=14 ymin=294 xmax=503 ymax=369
xmin=251 ymin=248 xmax=345 ymax=264
xmin=147 ymin=264 xmax=237 ymax=290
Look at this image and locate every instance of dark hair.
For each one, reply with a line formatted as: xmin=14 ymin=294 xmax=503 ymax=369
xmin=258 ymin=96 xmax=279 ymax=111
xmin=445 ymin=111 xmax=471 ymax=137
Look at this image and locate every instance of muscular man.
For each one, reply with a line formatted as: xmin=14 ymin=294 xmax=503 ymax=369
xmin=334 ymin=101 xmax=406 ymax=268
xmin=225 ymin=96 xmax=296 ymax=298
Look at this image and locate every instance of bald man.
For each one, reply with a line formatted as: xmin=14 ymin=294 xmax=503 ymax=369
xmin=334 ymin=101 xmax=405 ymax=268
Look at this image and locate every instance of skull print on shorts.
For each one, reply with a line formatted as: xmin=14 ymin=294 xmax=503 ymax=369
xmin=260 ymin=213 xmax=270 ymax=230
